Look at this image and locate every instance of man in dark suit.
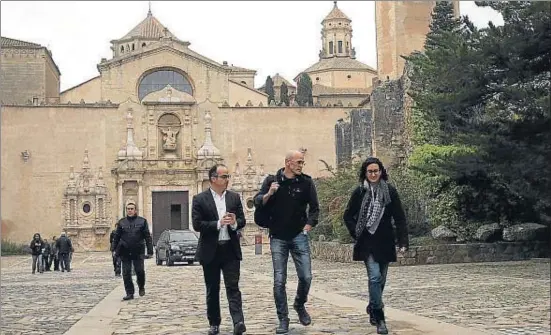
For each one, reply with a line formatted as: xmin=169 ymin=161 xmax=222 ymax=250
xmin=111 ymin=202 xmax=153 ymax=301
xmin=192 ymin=164 xmax=247 ymax=335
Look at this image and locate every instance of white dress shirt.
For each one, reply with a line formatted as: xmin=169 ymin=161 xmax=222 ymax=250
xmin=210 ymin=188 xmax=238 ymax=241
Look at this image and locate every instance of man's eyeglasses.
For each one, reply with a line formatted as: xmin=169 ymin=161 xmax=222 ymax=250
xmin=215 ymin=174 xmax=231 ymax=180
xmin=367 ymin=170 xmax=380 ymax=175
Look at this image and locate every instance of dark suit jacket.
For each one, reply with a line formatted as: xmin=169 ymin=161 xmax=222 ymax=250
xmin=192 ymin=189 xmax=246 ymax=264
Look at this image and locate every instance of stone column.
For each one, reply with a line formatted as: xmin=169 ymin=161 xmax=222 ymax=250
xmin=118 ymin=181 xmax=123 ymax=218
xmin=138 ymin=181 xmax=144 ymax=214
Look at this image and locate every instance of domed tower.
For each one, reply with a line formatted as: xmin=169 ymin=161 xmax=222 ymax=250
xmin=295 ymin=1 xmax=377 ymax=107
xmin=320 ymin=1 xmax=354 ymax=59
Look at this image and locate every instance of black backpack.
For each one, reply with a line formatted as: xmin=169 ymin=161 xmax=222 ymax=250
xmin=253 ymin=175 xmax=277 ymax=228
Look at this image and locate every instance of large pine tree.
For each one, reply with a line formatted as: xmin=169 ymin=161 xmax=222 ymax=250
xmin=405 ymin=0 xmax=551 ymax=228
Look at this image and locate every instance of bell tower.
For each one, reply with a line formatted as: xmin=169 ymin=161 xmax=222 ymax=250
xmin=320 ymin=1 xmax=355 ymax=59
xmin=376 ymin=1 xmax=459 ymax=80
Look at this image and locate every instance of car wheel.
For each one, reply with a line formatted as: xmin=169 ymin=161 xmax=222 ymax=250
xmin=166 ymin=252 xmax=174 ymax=266
xmin=155 ymin=252 xmax=162 ymax=266
xmin=187 ymin=261 xmax=193 ymax=265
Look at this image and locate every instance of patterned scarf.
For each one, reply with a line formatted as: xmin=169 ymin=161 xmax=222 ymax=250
xmin=355 ymin=180 xmax=391 ymax=239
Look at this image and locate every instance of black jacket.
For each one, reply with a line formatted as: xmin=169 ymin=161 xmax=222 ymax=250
xmin=343 ymin=184 xmax=409 ymax=263
xmin=55 ymin=236 xmax=74 ymax=254
xmin=111 ymin=216 xmax=153 ymax=260
xmin=254 ymin=168 xmax=319 ymax=240
xmin=192 ymin=189 xmax=246 ymax=264
xmin=43 ymin=242 xmax=51 ymax=256
xmin=29 ymin=239 xmax=43 ymax=255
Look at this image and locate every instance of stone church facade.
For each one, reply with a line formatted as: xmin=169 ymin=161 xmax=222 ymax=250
xmin=1 ymin=2 xmax=457 ymax=249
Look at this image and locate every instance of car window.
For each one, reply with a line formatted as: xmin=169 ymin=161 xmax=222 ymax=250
xmin=169 ymin=231 xmax=198 ymax=242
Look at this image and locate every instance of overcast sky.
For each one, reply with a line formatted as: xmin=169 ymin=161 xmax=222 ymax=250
xmin=1 ymin=1 xmax=504 ymax=92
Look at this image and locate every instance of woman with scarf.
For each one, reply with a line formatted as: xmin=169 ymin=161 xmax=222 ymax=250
xmin=343 ymin=157 xmax=409 ymax=334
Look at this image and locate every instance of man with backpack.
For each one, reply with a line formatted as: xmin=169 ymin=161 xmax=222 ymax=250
xmin=254 ymin=150 xmax=319 ymax=334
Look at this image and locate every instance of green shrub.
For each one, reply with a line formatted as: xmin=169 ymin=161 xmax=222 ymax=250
xmin=312 ymin=159 xmax=359 ymax=243
xmin=388 ymin=167 xmax=431 ymax=237
xmin=1 ymin=239 xmax=30 ymax=256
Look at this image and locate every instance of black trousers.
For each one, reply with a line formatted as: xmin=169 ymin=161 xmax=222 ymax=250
xmin=121 ymin=257 xmax=145 ymax=296
xmin=53 ymin=255 xmax=60 ymax=271
xmin=202 ymin=241 xmax=244 ymax=327
xmin=43 ymin=255 xmax=50 ymax=271
xmin=59 ymin=253 xmax=71 ymax=271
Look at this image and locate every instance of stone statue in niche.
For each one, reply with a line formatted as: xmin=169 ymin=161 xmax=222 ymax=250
xmin=160 ymin=127 xmax=179 ymax=151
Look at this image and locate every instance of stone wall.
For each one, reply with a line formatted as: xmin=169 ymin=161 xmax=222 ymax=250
xmin=310 ymin=241 xmax=550 ymax=266
xmin=335 ymin=108 xmax=372 ymax=166
xmin=0 ymin=102 xmax=349 ymax=244
xmin=370 ymin=78 xmax=408 ymax=168
xmin=334 ymin=77 xmax=408 ymax=168
xmin=1 ymin=48 xmax=46 ymax=105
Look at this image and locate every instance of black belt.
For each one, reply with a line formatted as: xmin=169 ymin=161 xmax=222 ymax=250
xmin=217 ymin=240 xmax=231 ymax=246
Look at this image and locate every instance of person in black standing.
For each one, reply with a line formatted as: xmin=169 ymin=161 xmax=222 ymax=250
xmin=56 ymin=232 xmax=74 ymax=272
xmin=110 ymin=222 xmax=122 ymax=277
xmin=42 ymin=239 xmax=51 ymax=271
xmin=29 ymin=233 xmax=44 ymax=274
xmin=192 ymin=164 xmax=247 ymax=335
xmin=111 ymin=202 xmax=153 ymax=301
xmin=51 ymin=236 xmax=60 ymax=271
xmin=343 ymin=157 xmax=409 ymax=334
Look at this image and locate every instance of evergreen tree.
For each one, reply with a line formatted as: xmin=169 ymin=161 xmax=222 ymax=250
xmin=296 ymin=73 xmax=313 ymax=106
xmin=472 ymin=1 xmax=551 ymax=221
xmin=405 ymin=0 xmax=471 ymax=145
xmin=425 ymin=1 xmax=461 ymax=50
xmin=280 ymin=82 xmax=290 ymax=106
xmin=405 ymin=0 xmax=551 ymax=228
xmin=264 ymin=76 xmax=275 ymax=104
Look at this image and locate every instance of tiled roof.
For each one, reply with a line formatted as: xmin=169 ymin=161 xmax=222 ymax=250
xmin=312 ymin=84 xmax=370 ymax=96
xmin=119 ymin=12 xmax=177 ymax=40
xmin=323 ymin=2 xmax=350 ymax=21
xmin=300 ymin=57 xmax=377 ymax=75
xmin=1 ymin=36 xmax=42 ymax=48
xmin=258 ymin=73 xmax=296 ymax=90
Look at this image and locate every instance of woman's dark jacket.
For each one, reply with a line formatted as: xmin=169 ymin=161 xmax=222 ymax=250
xmin=343 ymin=184 xmax=409 ymax=263
xmin=29 ymin=239 xmax=43 ymax=255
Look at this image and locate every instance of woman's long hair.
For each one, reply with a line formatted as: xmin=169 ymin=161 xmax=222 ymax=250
xmin=358 ymin=157 xmax=388 ymax=183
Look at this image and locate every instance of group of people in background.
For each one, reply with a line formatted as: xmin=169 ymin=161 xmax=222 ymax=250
xmin=29 ymin=232 xmax=74 ymax=274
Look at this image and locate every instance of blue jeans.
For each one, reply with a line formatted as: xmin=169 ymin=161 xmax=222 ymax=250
xmin=365 ymin=254 xmax=389 ymax=310
xmin=270 ymin=232 xmax=312 ymax=320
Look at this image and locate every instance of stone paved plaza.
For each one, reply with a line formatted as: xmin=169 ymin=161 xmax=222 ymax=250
xmin=1 ymin=247 xmax=549 ymax=335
